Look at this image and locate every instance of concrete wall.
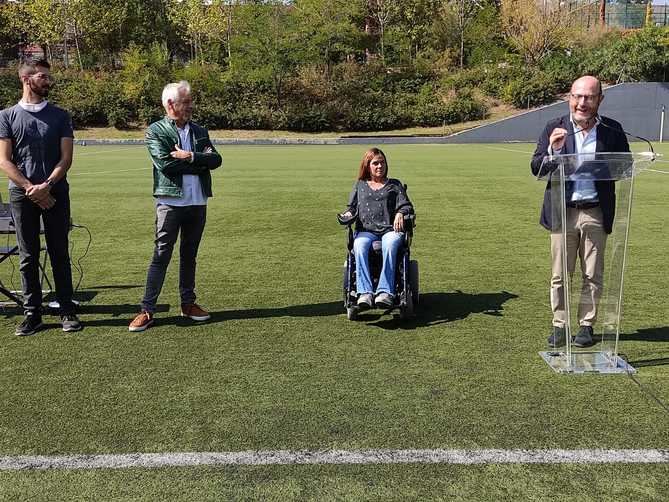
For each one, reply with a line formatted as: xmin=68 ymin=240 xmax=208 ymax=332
xmin=441 ymin=82 xmax=669 ymax=144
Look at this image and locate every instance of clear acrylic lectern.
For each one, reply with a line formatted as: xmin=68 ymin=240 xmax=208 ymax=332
xmin=536 ymin=151 xmax=656 ymax=374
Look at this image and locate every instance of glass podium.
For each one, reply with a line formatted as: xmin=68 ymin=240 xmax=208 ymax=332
xmin=536 ymin=151 xmax=657 ymax=374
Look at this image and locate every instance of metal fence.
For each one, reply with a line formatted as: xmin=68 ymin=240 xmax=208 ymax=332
xmin=606 ymin=4 xmax=669 ymax=28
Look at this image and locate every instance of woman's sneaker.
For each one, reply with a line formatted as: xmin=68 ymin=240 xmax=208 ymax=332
xmin=375 ymin=292 xmax=394 ymax=308
xmin=15 ymin=313 xmax=43 ymax=336
xmin=61 ymin=314 xmax=83 ymax=332
xmin=357 ymin=293 xmax=373 ymax=309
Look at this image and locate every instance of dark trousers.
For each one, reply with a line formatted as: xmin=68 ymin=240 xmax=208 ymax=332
xmin=9 ymin=188 xmax=75 ymax=316
xmin=140 ymin=203 xmax=207 ymax=313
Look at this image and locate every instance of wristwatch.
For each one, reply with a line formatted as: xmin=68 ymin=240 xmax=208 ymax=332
xmin=46 ymin=179 xmax=55 ymax=188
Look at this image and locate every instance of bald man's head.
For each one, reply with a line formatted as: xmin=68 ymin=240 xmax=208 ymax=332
xmin=569 ymin=75 xmax=603 ymax=128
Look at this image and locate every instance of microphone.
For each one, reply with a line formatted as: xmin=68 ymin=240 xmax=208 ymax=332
xmin=594 ymin=114 xmax=656 ymax=159
xmin=559 ymin=116 xmax=597 ymax=139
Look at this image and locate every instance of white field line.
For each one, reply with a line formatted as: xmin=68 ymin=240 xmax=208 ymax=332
xmin=69 ymin=167 xmax=151 ymax=176
xmin=74 ymin=148 xmax=141 ymax=157
xmin=0 ymin=449 xmax=667 ymax=471
xmin=478 ymin=145 xmax=534 ymax=155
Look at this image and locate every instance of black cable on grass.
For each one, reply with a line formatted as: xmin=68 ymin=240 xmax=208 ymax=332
xmin=70 ymin=222 xmax=92 ymax=293
xmin=620 ymin=353 xmax=669 ymax=416
xmin=4 ymin=221 xmax=91 ymax=303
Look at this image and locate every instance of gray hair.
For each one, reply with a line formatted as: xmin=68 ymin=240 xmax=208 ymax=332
xmin=161 ymin=80 xmax=191 ymax=108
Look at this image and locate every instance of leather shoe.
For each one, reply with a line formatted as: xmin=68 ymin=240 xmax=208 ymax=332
xmin=547 ymin=326 xmax=566 ymax=348
xmin=574 ymin=325 xmax=594 ymax=347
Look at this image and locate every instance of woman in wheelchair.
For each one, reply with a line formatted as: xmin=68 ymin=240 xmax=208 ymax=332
xmin=339 ymin=148 xmax=414 ymax=310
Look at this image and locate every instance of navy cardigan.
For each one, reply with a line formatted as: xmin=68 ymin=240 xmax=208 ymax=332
xmin=530 ymin=114 xmax=630 ymax=234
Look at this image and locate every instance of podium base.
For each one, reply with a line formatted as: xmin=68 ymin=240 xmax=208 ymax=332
xmin=539 ymin=351 xmax=636 ymax=374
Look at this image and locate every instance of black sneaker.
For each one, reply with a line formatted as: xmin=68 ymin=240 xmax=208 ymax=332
xmin=574 ymin=326 xmax=594 ymax=347
xmin=547 ymin=326 xmax=566 ymax=348
xmin=61 ymin=314 xmax=83 ymax=332
xmin=15 ymin=314 xmax=43 ymax=336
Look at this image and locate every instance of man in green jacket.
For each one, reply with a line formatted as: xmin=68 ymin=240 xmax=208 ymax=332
xmin=129 ymin=80 xmax=222 ymax=332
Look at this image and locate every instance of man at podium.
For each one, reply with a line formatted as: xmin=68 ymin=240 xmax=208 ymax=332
xmin=530 ymin=76 xmax=630 ymax=349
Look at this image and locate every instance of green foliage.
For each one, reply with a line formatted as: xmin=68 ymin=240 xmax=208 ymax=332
xmin=2 ymin=1 xmax=667 ymax=132
xmin=465 ymin=3 xmax=509 ymax=66
xmin=502 ymin=71 xmax=560 ymax=108
xmin=118 ymin=43 xmax=171 ymax=125
xmin=443 ymin=87 xmax=488 ymax=122
xmin=0 ymin=71 xmax=20 ymax=109
xmin=580 ymin=27 xmax=669 ymax=83
xmin=50 ymin=71 xmax=112 ymax=126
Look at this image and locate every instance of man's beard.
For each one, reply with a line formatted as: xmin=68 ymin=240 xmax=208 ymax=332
xmin=29 ymin=80 xmax=49 ymax=98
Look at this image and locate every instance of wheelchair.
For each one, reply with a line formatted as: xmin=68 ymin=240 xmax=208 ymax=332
xmin=337 ymin=200 xmax=419 ymax=321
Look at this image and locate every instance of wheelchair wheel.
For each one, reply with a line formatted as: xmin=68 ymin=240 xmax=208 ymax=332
xmin=409 ymin=260 xmax=419 ymax=305
xmin=347 ymin=306 xmax=358 ymax=320
xmin=399 ymin=292 xmax=414 ymax=320
xmin=342 ymin=264 xmax=349 ymax=303
xmin=342 ymin=261 xmax=356 ymax=305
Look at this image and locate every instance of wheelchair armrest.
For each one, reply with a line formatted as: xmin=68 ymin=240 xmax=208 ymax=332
xmin=403 ymin=213 xmax=416 ymax=231
xmin=337 ymin=211 xmax=357 ymax=226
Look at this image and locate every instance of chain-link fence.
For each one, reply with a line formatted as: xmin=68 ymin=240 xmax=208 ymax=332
xmin=606 ymin=4 xmax=668 ymax=28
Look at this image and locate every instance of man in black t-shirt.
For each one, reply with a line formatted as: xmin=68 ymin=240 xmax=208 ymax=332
xmin=0 ymin=59 xmax=82 ymax=336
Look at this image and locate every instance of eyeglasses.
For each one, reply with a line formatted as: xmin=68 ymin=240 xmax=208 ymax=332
xmin=570 ymin=93 xmax=600 ymax=103
xmin=370 ymin=160 xmax=385 ymax=166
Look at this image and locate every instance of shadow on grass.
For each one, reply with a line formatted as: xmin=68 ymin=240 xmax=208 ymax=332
xmin=83 ymin=284 xmax=143 ymax=290
xmin=65 ymin=301 xmax=342 ymax=328
xmin=598 ymin=326 xmax=669 ymax=346
xmin=361 ymin=290 xmax=519 ymax=330
xmin=2 ymin=304 xmax=170 ymax=324
xmin=621 ymin=326 xmax=669 ymax=343
xmin=629 ymin=357 xmax=669 ymax=368
xmin=620 ymin=327 xmax=669 ymax=368
xmin=2 ymin=290 xmax=518 ymax=330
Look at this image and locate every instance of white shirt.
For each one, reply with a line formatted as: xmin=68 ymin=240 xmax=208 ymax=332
xmin=18 ymin=100 xmax=48 ymax=113
xmin=570 ymin=117 xmax=598 ymax=202
xmin=156 ymin=123 xmax=207 ymax=207
xmin=548 ymin=116 xmax=598 ymax=203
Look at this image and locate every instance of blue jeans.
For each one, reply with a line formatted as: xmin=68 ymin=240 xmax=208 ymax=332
xmin=353 ymin=231 xmax=404 ymax=296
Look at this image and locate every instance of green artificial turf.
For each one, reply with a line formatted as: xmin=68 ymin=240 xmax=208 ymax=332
xmin=0 ymin=143 xmax=667 ymax=500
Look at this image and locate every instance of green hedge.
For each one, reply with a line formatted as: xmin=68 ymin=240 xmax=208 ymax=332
xmin=0 ymin=61 xmax=488 ymax=132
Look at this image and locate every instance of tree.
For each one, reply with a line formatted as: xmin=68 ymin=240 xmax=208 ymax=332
xmin=167 ymin=0 xmax=229 ymax=63
xmin=367 ymin=0 xmax=399 ymax=62
xmin=443 ymin=0 xmax=484 ymax=68
xmin=0 ymin=1 xmax=25 ymax=57
xmin=22 ymin=0 xmax=68 ymax=63
xmin=294 ymin=0 xmax=366 ymax=76
xmin=501 ymin=0 xmax=574 ymax=66
xmin=67 ymin=0 xmax=129 ymax=68
xmin=388 ymin=0 xmax=441 ymax=64
xmin=231 ymin=1 xmax=305 ymax=106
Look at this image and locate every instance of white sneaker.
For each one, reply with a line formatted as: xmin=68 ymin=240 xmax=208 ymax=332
xmin=375 ymin=292 xmax=393 ymax=308
xmin=357 ymin=293 xmax=373 ymax=308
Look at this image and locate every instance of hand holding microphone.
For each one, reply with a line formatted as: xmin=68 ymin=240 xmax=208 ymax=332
xmin=549 ymin=127 xmax=568 ymax=151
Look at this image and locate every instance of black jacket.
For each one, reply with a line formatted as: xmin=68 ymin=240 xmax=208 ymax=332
xmin=530 ymin=115 xmax=630 ymax=234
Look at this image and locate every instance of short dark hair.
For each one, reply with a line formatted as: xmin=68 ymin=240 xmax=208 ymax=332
xmin=18 ymin=59 xmax=51 ymax=78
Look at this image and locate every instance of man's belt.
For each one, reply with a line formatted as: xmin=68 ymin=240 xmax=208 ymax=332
xmin=567 ymin=201 xmax=599 ymax=210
